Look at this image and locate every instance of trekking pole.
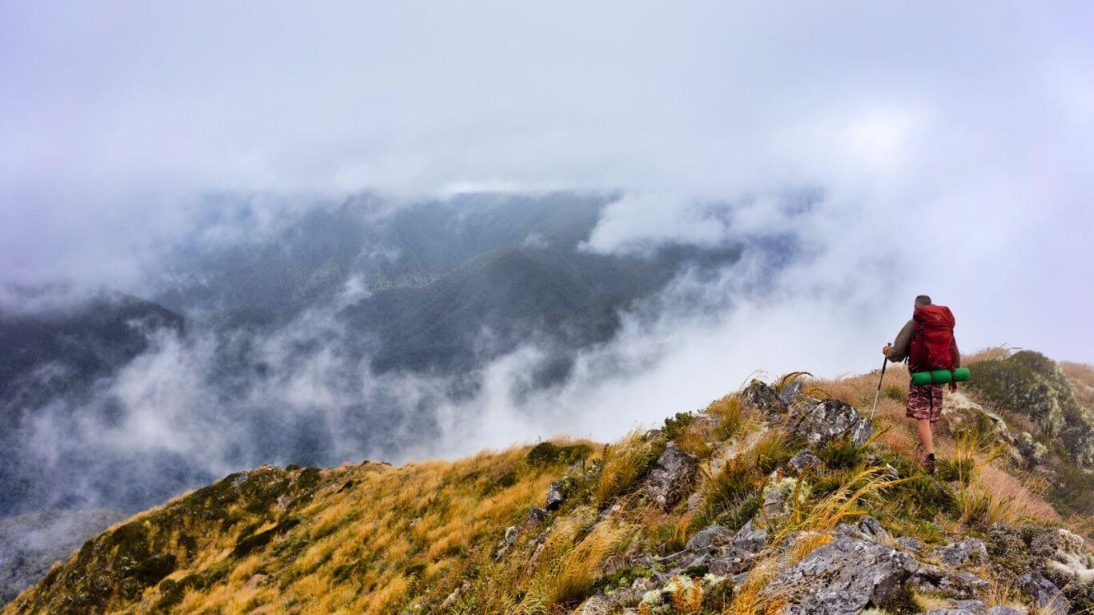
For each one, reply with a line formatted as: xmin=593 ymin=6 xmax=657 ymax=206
xmin=869 ymin=356 xmax=888 ymax=418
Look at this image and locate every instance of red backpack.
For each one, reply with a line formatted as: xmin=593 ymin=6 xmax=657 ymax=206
xmin=909 ymin=305 xmax=957 ymax=372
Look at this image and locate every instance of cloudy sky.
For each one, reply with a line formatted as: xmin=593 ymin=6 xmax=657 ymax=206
xmin=2 ymin=1 xmax=1092 ymax=367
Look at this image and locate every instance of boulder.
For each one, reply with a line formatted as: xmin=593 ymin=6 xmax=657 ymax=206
xmin=646 ymin=444 xmax=698 ymax=511
xmin=546 ymin=481 xmax=565 ymax=511
xmin=785 ymin=398 xmax=873 ymax=447
xmin=742 ymin=380 xmax=788 ymax=421
xmin=910 ymin=563 xmax=988 ymax=600
xmin=706 ymin=521 xmax=769 ymax=576
xmin=931 ymin=538 xmax=989 ymax=567
xmin=786 ymin=450 xmax=824 ymax=475
xmin=685 ymin=524 xmax=733 ymax=551
xmin=985 ymin=607 xmax=1028 ymax=615
xmin=836 ymin=515 xmax=891 ymax=543
xmin=504 ymin=525 xmax=520 ymax=546
xmin=575 ymin=593 xmax=611 ymax=614
xmin=924 ymin=604 xmax=994 ymax=615
xmin=779 ymin=380 xmax=804 ymax=404
xmin=732 ymin=520 xmax=769 ymax=553
xmin=951 ymin=599 xmax=988 ymax=614
xmin=897 ymin=536 xmax=926 ymax=555
xmin=764 ymin=530 xmax=918 ymax=613
xmin=1017 ymin=571 xmax=1070 ymax=615
xmin=527 ymin=506 xmax=548 ymax=525
xmin=1030 ymin=528 xmax=1094 ymax=585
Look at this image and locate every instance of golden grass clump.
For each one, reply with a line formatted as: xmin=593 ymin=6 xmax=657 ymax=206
xmin=544 ymin=517 xmax=628 ymax=605
xmin=772 ymin=466 xmax=905 ymax=546
xmin=595 ymin=431 xmax=660 ymax=503
xmin=707 ymin=394 xmax=746 ymax=440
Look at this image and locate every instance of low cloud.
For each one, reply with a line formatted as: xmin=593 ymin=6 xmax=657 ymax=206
xmin=1 ymin=2 xmax=1092 ymax=514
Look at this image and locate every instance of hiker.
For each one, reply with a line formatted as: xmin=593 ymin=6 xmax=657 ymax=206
xmin=882 ymin=295 xmax=960 ymax=474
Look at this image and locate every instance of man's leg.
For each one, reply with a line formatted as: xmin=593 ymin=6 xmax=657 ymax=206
xmin=906 ymin=384 xmax=937 ymax=472
xmin=916 ymin=418 xmax=934 ymax=455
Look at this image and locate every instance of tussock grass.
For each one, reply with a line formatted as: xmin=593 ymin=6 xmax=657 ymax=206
xmin=773 ymin=466 xmax=905 ymax=545
xmin=595 ymin=431 xmax=662 ymax=504
xmin=708 ymin=395 xmax=746 ymax=440
xmin=722 ymin=560 xmax=783 ymax=615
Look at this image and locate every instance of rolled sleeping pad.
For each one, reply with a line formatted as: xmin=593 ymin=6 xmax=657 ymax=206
xmin=911 ymin=367 xmax=971 ymax=386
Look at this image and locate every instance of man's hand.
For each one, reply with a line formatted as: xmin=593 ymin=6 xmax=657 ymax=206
xmin=882 ymin=343 xmax=892 ymax=356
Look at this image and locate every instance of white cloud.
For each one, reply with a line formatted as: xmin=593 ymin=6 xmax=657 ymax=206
xmin=2 ymin=1 xmax=1093 ymax=499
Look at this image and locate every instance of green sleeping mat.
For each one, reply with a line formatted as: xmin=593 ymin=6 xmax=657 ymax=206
xmin=911 ymin=367 xmax=970 ymax=386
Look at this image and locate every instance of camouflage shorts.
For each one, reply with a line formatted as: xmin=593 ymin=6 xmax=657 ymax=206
xmin=906 ymin=383 xmax=944 ymax=423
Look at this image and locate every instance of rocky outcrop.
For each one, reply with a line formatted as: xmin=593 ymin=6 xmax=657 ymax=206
xmin=1017 ymin=571 xmax=1070 ymax=615
xmin=646 ymin=444 xmax=698 ymax=511
xmin=785 ymin=398 xmax=873 ymax=447
xmin=786 ymin=450 xmax=823 ymax=475
xmin=742 ymin=380 xmax=872 ymax=447
xmin=765 ymin=530 xmax=918 ymax=613
xmin=743 ymin=379 xmax=788 ymax=421
xmin=1031 ymin=528 xmax=1094 ymax=586
xmin=546 ymin=481 xmax=566 ymax=511
xmin=931 ymin=538 xmax=989 ymax=567
xmin=986 ymin=522 xmax=1093 ymax=611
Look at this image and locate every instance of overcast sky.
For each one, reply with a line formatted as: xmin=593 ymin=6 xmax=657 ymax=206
xmin=2 ymin=2 xmax=1092 ymax=363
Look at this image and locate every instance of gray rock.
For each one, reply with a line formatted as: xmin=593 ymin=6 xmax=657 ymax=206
xmin=762 ymin=482 xmax=789 ymax=517
xmin=1030 ymin=528 xmax=1094 ymax=585
xmin=646 ymin=443 xmax=698 ymax=511
xmin=527 ymin=506 xmax=548 ymax=525
xmin=952 ymin=599 xmax=988 ymax=614
xmin=685 ymin=524 xmax=733 ymax=551
xmin=779 ymin=380 xmax=804 ymax=404
xmin=575 ymin=593 xmax=610 ymax=614
xmin=742 ymin=379 xmax=789 ymax=420
xmin=1017 ymin=571 xmax=1070 ymax=615
xmin=924 ymin=609 xmax=975 ymax=615
xmin=908 ymin=562 xmax=987 ymax=600
xmin=708 ymin=548 xmax=760 ymax=576
xmin=705 ymin=521 xmax=768 ymax=576
xmin=940 ymin=571 xmax=989 ymax=599
xmin=832 ymin=515 xmax=885 ymax=541
xmin=732 ymin=520 xmax=768 ymax=553
xmin=504 ymin=525 xmax=520 ymax=545
xmin=786 ymin=450 xmax=823 ymax=475
xmin=785 ymin=398 xmax=873 ymax=447
xmin=850 ymin=515 xmax=891 ymax=542
xmin=897 ymin=536 xmax=926 ymax=555
xmin=931 ymin=538 xmax=989 ymax=567
xmin=765 ymin=531 xmax=918 ymax=613
xmin=546 ymin=481 xmax=565 ymax=511
xmin=985 ymin=607 xmax=1027 ymax=615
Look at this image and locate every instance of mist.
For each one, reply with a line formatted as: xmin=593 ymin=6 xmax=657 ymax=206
xmin=2 ymin=2 xmax=1093 ymax=514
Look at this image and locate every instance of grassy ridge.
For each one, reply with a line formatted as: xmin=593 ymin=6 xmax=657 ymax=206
xmin=5 ymin=349 xmax=1090 ymax=614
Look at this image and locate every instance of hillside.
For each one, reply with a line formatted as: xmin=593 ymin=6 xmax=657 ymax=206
xmin=4 ymin=350 xmax=1093 ymax=614
xmin=0 ymin=292 xmax=186 ymax=517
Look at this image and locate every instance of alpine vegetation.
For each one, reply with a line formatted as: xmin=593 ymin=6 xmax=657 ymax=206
xmin=4 ymin=349 xmax=1092 ymax=614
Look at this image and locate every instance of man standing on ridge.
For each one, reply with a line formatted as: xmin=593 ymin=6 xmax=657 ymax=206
xmin=882 ymin=295 xmax=960 ymax=474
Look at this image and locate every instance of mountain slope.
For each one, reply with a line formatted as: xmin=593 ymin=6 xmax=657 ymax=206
xmin=0 ymin=293 xmax=185 ymax=517
xmin=5 ymin=350 xmax=1092 ymax=614
xmin=0 ymin=509 xmax=126 ymax=605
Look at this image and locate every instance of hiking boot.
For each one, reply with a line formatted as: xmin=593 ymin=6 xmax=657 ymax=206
xmin=922 ymin=453 xmax=937 ymax=475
